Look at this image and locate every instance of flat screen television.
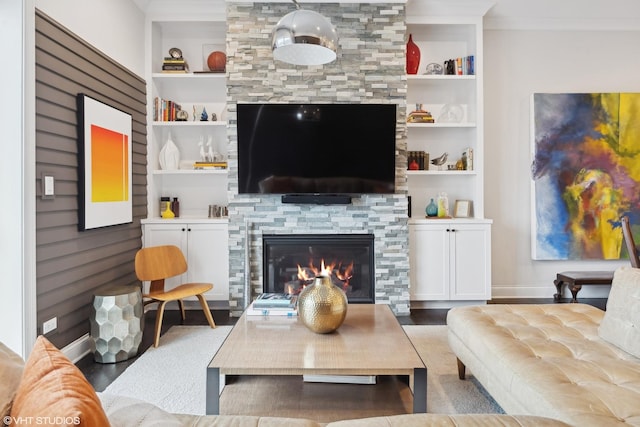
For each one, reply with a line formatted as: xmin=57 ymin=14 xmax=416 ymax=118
xmin=237 ymin=103 xmax=397 ymax=195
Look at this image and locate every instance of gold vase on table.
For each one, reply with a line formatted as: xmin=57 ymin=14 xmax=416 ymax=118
xmin=297 ymin=274 xmax=348 ymax=334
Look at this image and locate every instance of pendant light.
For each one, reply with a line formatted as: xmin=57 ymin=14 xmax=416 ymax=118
xmin=272 ymin=0 xmax=338 ymax=66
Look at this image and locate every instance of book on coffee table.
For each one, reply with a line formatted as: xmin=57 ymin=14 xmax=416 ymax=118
xmin=245 ymin=302 xmax=297 ymax=317
xmin=253 ymin=293 xmax=297 ymax=309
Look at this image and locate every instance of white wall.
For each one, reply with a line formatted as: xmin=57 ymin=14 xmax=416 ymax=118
xmin=35 ymin=0 xmax=145 ymax=77
xmin=0 ymin=0 xmax=35 ymax=358
xmin=484 ymin=29 xmax=640 ymax=298
xmin=1 ymin=0 xmax=146 ymax=356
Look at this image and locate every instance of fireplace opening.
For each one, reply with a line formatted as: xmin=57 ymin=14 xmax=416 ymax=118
xmin=262 ymin=234 xmax=375 ymax=304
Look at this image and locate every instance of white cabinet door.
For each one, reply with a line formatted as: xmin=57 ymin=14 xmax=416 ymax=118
xmin=449 ymin=224 xmax=491 ymax=300
xmin=410 ymin=224 xmax=448 ymax=300
xmin=141 ymin=222 xmax=229 ymax=301
xmin=410 ymin=221 xmax=491 ymax=301
xmin=186 ymin=223 xmax=229 ymax=301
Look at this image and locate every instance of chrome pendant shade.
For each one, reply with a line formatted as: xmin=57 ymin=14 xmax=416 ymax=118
xmin=272 ymin=2 xmax=338 ymax=66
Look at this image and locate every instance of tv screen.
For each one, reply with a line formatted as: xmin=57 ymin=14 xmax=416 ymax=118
xmin=237 ymin=103 xmax=397 ymax=195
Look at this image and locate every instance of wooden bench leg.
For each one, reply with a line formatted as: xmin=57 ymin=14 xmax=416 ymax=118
xmin=553 ymin=278 xmax=565 ymax=301
xmin=569 ymin=284 xmax=582 ymax=303
xmin=456 ymin=358 xmax=466 ymax=380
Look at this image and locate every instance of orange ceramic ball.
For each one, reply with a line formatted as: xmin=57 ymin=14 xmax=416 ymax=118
xmin=207 ymin=51 xmax=226 ymax=72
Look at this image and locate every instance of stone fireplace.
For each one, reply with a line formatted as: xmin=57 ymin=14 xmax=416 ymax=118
xmin=263 ymin=234 xmax=375 ymax=304
xmin=225 ymin=3 xmax=410 ymax=316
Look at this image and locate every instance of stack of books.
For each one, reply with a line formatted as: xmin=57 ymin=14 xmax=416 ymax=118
xmin=246 ymin=293 xmax=298 ymax=316
xmin=193 ymin=161 xmax=227 ymax=170
xmin=162 ymin=57 xmax=189 ymax=73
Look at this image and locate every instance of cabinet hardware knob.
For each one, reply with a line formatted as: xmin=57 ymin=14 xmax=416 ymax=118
xmin=181 ymin=228 xmax=186 ymax=232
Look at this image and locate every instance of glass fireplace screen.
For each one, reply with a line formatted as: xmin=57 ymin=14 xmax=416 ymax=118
xmin=262 ymin=234 xmax=375 ymax=303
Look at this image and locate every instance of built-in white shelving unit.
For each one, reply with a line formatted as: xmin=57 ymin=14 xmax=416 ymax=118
xmin=406 ymin=0 xmax=494 ymax=305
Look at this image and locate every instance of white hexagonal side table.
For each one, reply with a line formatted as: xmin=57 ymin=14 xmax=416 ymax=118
xmin=90 ymin=285 xmax=143 ymax=363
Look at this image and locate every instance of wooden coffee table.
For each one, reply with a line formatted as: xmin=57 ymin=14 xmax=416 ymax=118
xmin=206 ymin=304 xmax=427 ymax=415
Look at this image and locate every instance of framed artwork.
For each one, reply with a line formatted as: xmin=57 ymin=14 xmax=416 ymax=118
xmin=454 ymin=200 xmax=472 ymax=218
xmin=531 ymin=93 xmax=640 ymax=260
xmin=77 ymin=94 xmax=132 ymax=230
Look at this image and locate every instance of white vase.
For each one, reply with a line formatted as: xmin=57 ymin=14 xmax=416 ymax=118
xmin=159 ymin=137 xmax=180 ymax=170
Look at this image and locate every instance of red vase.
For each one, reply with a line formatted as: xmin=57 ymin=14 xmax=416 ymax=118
xmin=406 ymin=34 xmax=420 ymax=75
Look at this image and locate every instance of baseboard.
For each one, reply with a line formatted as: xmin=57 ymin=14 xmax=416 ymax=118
xmin=491 ymin=285 xmax=611 ymax=299
xmin=63 ymin=333 xmax=92 ymax=364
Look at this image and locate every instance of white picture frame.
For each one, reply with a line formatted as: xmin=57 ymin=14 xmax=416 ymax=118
xmin=454 ymin=200 xmax=472 ymax=218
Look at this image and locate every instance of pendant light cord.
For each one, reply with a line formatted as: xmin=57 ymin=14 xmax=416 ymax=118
xmin=292 ymin=0 xmax=300 ymax=10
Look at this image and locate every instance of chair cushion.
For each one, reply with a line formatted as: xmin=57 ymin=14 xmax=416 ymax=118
xmin=10 ymin=336 xmax=110 ymax=426
xmin=598 ymin=266 xmax=640 ymax=357
xmin=0 ymin=342 xmax=24 ymax=418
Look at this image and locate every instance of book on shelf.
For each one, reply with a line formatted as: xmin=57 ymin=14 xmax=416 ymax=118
xmin=153 ymin=97 xmax=187 ymax=122
xmin=253 ymin=293 xmax=297 ymax=309
xmin=463 ymin=147 xmax=474 ymax=170
xmin=408 ymin=151 xmax=428 ymax=171
xmin=162 ymin=59 xmax=189 ymax=72
xmin=193 ymin=161 xmax=227 ymax=170
xmin=245 ymin=302 xmax=297 ymax=317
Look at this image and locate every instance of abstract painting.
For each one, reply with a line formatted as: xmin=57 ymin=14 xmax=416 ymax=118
xmin=531 ymin=93 xmax=640 ymax=260
xmin=77 ymin=94 xmax=132 ymax=230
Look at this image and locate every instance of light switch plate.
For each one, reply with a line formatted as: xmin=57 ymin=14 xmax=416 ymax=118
xmin=42 ymin=172 xmax=55 ymax=199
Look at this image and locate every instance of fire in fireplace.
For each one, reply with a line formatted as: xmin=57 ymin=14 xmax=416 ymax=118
xmin=262 ymin=234 xmax=375 ymax=303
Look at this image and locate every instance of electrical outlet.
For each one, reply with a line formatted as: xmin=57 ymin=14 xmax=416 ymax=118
xmin=43 ymin=317 xmax=57 ymax=334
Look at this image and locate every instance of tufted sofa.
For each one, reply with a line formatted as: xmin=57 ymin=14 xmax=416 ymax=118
xmin=0 ymin=335 xmax=571 ymax=426
xmin=447 ymin=266 xmax=640 ymax=427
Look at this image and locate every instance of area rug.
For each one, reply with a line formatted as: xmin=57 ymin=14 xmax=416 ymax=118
xmin=102 ymin=325 xmax=233 ymax=414
xmin=101 ymin=324 xmax=503 ymax=417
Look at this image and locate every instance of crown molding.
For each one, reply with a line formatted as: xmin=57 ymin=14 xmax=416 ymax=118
xmin=484 ymin=16 xmax=640 ymax=31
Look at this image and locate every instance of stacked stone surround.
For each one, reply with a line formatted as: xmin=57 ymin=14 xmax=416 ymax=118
xmin=226 ymin=3 xmax=409 ymax=316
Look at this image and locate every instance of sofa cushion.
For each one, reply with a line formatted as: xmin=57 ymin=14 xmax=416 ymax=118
xmin=327 ymin=414 xmax=572 ymax=427
xmin=99 ymin=393 xmax=183 ymax=426
xmin=598 ymin=266 xmax=640 ymax=358
xmin=0 ymin=342 xmax=24 ymax=418
xmin=10 ymin=336 xmax=110 ymax=426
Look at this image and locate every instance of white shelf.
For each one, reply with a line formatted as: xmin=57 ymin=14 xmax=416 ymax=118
xmin=407 ymin=74 xmax=475 ymax=81
xmin=152 ymin=121 xmax=227 ymax=127
xmin=408 ymin=170 xmax=476 ymax=176
xmin=407 ymin=122 xmax=476 ymax=128
xmin=152 ymin=169 xmax=227 ymax=176
xmin=152 ymin=72 xmax=226 ymax=79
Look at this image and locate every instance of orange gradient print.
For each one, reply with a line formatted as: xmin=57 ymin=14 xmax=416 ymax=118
xmin=90 ymin=124 xmax=129 ymax=202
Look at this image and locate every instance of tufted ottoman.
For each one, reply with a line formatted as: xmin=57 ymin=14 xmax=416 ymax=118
xmin=447 ymin=302 xmax=640 ymax=427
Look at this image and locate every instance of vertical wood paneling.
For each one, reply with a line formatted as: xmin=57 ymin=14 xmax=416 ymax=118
xmin=35 ymin=10 xmax=147 ymax=349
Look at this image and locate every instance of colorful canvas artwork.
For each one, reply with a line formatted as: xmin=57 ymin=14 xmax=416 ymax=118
xmin=77 ymin=94 xmax=132 ymax=230
xmin=531 ymin=93 xmax=640 ymax=260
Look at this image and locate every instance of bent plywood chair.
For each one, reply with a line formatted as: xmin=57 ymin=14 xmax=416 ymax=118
xmin=622 ymin=216 xmax=640 ymax=268
xmin=134 ymin=245 xmax=216 ymax=347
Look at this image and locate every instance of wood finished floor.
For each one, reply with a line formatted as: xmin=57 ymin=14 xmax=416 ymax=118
xmin=78 ymin=298 xmax=607 ymax=393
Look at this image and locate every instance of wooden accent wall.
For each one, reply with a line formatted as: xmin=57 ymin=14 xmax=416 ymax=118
xmin=35 ymin=10 xmax=147 ymax=349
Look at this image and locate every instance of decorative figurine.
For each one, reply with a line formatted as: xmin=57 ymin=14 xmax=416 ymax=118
xmin=198 ymin=136 xmax=206 ymax=161
xmin=206 ymin=136 xmax=214 ymax=162
xmin=431 ymin=152 xmax=448 ymax=170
